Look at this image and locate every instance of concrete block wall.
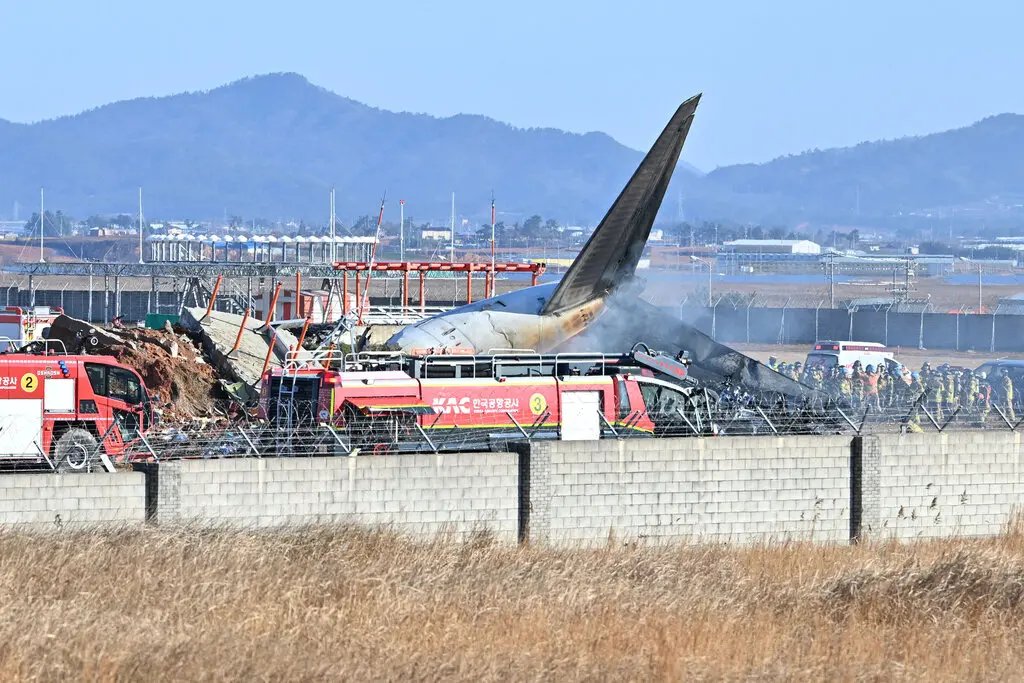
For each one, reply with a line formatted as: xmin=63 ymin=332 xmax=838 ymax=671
xmin=864 ymin=432 xmax=1024 ymax=539
xmin=154 ymin=454 xmax=520 ymax=541
xmin=523 ymin=436 xmax=852 ymax=545
xmin=0 ymin=432 xmax=1022 ymax=545
xmin=0 ymin=472 xmax=146 ymax=530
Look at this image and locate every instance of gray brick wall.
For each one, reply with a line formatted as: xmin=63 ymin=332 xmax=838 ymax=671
xmin=0 ymin=472 xmax=146 ymax=530
xmin=155 ymin=454 xmax=520 ymax=541
xmin=538 ymin=436 xmax=851 ymax=545
xmin=873 ymin=432 xmax=1024 ymax=539
xmin=1 ymin=431 xmax=1021 ymax=545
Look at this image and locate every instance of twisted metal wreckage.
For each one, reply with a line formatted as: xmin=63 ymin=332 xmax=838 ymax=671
xmin=6 ymin=95 xmax=986 ymax=470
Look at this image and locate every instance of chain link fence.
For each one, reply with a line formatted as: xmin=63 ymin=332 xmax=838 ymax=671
xmin=4 ymin=386 xmax=1022 ymax=474
xmin=675 ymin=297 xmax=1024 ymax=352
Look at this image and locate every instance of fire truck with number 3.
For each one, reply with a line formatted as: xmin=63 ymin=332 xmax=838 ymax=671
xmin=0 ymin=347 xmax=152 ymax=471
xmin=261 ymin=344 xmax=710 ymax=452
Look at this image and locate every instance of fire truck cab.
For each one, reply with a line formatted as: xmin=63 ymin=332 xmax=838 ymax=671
xmin=261 ymin=345 xmax=710 ymax=452
xmin=0 ymin=351 xmax=151 ymax=471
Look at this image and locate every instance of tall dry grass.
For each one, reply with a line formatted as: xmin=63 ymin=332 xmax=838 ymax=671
xmin=2 ymin=526 xmax=1024 ymax=680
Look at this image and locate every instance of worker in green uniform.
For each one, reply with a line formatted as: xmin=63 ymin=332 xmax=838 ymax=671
xmin=1001 ymin=370 xmax=1016 ymax=421
xmin=925 ymin=371 xmax=944 ymax=422
xmin=943 ymin=370 xmax=957 ymax=417
xmin=979 ymin=372 xmax=991 ymax=423
xmin=906 ymin=371 xmax=925 ymax=433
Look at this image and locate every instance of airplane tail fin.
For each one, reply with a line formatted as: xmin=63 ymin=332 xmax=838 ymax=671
xmin=542 ymin=94 xmax=700 ymax=315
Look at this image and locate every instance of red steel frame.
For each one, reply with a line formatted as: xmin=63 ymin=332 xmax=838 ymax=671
xmin=332 ymin=261 xmax=547 ymax=317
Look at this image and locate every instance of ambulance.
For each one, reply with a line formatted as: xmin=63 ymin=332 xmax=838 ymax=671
xmin=804 ymin=341 xmax=894 ymax=373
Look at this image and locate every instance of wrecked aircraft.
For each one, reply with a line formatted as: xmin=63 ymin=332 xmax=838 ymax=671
xmin=385 ymin=94 xmax=702 ymax=354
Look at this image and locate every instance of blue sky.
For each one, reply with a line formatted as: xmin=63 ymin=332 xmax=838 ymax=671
xmin=2 ymin=0 xmax=1023 ymax=169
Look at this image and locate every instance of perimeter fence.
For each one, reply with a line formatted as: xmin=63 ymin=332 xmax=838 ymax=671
xmin=678 ymin=295 xmax=1024 ymax=352
xmin=15 ymin=393 xmax=1015 ymax=473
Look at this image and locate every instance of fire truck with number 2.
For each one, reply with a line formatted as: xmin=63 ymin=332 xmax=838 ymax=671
xmin=0 ymin=347 xmax=152 ymax=471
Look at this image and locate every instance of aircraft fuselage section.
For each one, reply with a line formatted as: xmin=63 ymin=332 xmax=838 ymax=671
xmin=385 ymin=282 xmax=605 ymax=354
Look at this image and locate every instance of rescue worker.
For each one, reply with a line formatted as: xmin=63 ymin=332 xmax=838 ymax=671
xmin=1001 ymin=370 xmax=1016 ymax=421
xmin=838 ymin=368 xmax=853 ymax=404
xmin=906 ymin=371 xmax=925 ymax=433
xmin=851 ymin=361 xmax=865 ymax=407
xmin=924 ymin=370 xmax=944 ymax=422
xmin=961 ymin=369 xmax=978 ymax=415
xmin=979 ymin=371 xmax=991 ymax=422
xmin=767 ymin=356 xmax=778 ymax=371
xmin=943 ymin=370 xmax=958 ymax=417
xmin=864 ymin=364 xmax=880 ymax=411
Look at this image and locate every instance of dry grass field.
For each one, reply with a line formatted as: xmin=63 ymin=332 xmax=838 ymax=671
xmin=3 ymin=526 xmax=1024 ymax=680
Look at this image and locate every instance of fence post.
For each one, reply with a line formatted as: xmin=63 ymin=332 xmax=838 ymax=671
xmin=777 ymin=298 xmax=791 ymax=345
xmin=814 ymin=300 xmax=823 ymax=342
xmin=955 ymin=309 xmax=960 ymax=351
xmin=884 ymin=304 xmax=890 ymax=346
xmin=918 ymin=304 xmax=930 ymax=350
xmin=746 ymin=298 xmax=754 ymax=343
xmin=711 ymin=298 xmax=719 ymax=341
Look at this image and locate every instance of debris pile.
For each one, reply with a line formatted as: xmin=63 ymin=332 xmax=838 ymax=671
xmin=45 ymin=315 xmax=230 ymax=420
xmin=178 ymin=308 xmax=298 ymax=389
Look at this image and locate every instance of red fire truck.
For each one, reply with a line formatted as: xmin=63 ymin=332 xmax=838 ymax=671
xmin=0 ymin=351 xmax=151 ymax=471
xmin=261 ymin=345 xmax=710 ymax=452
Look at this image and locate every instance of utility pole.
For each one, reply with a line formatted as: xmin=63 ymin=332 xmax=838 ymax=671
xmin=399 ymin=199 xmax=405 ymax=262
xmin=138 ymin=186 xmax=145 ymax=264
xmin=707 ymin=259 xmax=712 ymax=307
xmin=39 ymin=187 xmax=45 ymax=263
xmin=329 ymin=188 xmax=336 ymax=264
xmin=827 ymin=253 xmax=835 ymax=308
xmin=978 ymin=263 xmax=983 ymax=313
xmin=690 ymin=255 xmax=712 ymax=307
xmin=450 ymin=192 xmax=456 ymax=262
xmin=490 ymin=192 xmax=496 ymax=275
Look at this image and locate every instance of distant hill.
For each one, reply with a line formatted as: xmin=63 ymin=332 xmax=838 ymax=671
xmin=0 ymin=73 xmax=699 ymax=224
xmin=4 ymin=73 xmax=1019 ymax=229
xmin=694 ymin=114 xmax=1024 ymax=226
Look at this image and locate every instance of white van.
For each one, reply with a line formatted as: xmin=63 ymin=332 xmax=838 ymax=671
xmin=804 ymin=340 xmax=894 ymax=372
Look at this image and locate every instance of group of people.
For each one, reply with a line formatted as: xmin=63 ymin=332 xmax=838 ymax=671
xmin=767 ymin=356 xmax=1017 ymax=431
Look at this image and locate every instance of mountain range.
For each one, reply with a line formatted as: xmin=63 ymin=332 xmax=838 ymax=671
xmin=1 ymin=73 xmax=1022 ymax=228
xmin=693 ymin=113 xmax=1024 ymax=227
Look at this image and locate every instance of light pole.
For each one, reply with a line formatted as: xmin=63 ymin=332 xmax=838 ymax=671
xmin=138 ymin=186 xmax=145 ymax=264
xmin=690 ymin=255 xmax=713 ymax=307
xmin=978 ymin=263 xmax=983 ymax=313
xmin=399 ymin=199 xmax=405 ymax=262
xmin=39 ymin=187 xmax=45 ymax=263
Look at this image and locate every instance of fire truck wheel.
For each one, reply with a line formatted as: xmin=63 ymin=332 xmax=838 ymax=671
xmin=54 ymin=428 xmax=100 ymax=473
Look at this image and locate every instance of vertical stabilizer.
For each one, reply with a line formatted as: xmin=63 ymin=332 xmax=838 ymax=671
xmin=542 ymin=94 xmax=700 ymax=314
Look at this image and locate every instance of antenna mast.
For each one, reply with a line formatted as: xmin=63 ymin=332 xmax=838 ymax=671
xmin=329 ymin=187 xmax=336 ymax=263
xmin=138 ymin=186 xmax=145 ymax=264
xmin=399 ymin=199 xmax=405 ymax=262
xmin=39 ymin=187 xmax=44 ymax=263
